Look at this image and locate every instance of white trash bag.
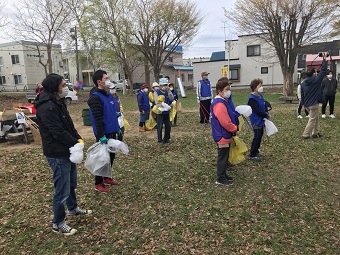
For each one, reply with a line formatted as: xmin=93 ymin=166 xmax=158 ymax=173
xmin=158 ymin=102 xmax=171 ymax=112
xmin=235 ymin=105 xmax=252 ymax=117
xmin=118 ymin=114 xmax=124 ymax=128
xmin=69 ymin=142 xmax=84 ymax=164
xmin=84 ymin=142 xmax=112 ymax=178
xmin=264 ymin=118 xmax=278 ymax=136
xmin=107 ymin=139 xmax=129 ymax=155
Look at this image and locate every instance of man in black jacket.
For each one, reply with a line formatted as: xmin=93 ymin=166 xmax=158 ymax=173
xmin=35 ymin=73 xmax=91 ymax=236
xmin=321 ymin=70 xmax=337 ymax=118
xmin=88 ymin=70 xmax=121 ymax=193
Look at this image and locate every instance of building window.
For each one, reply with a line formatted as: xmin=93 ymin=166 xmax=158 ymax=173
xmin=230 ymin=68 xmax=240 ymax=81
xmin=168 ymin=56 xmax=173 ymax=62
xmin=188 ymin=74 xmax=193 ymax=83
xmin=11 ymin=55 xmax=20 ymax=64
xmin=14 ymin=75 xmax=22 ymax=84
xmin=181 ymin=73 xmax=185 ymax=82
xmin=0 ymin=76 xmax=6 ymax=85
xmin=261 ymin=67 xmax=268 ymax=74
xmin=247 ymin=45 xmax=261 ymax=57
xmin=0 ymin=56 xmax=3 ymax=66
xmin=302 ymin=54 xmax=306 ymax=60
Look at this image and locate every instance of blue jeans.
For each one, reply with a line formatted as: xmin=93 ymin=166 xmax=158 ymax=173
xmin=156 ymin=114 xmax=171 ymax=142
xmin=46 ymin=157 xmax=78 ymax=225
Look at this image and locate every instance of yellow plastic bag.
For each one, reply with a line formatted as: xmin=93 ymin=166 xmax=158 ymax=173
xmin=238 ymin=116 xmax=244 ymax=133
xmin=170 ymin=101 xmax=177 ymax=122
xmin=176 ymin=101 xmax=182 ymax=112
xmin=228 ymin=136 xmax=248 ymax=165
xmin=123 ymin=116 xmax=130 ymax=129
xmin=145 ymin=111 xmax=157 ymax=130
xmin=152 ymin=105 xmax=162 ymax=115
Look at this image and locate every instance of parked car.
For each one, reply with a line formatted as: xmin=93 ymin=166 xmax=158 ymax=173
xmin=133 ymin=83 xmax=143 ymax=90
xmin=115 ymin=79 xmax=128 ymax=91
xmin=65 ymin=83 xmax=78 ymax=105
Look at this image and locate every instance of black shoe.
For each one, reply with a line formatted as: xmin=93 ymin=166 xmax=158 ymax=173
xmin=215 ymin=179 xmax=233 ymax=186
xmin=164 ymin=139 xmax=172 ymax=144
xmin=226 ymin=175 xmax=233 ymax=181
xmin=312 ymin=133 xmax=322 ymax=138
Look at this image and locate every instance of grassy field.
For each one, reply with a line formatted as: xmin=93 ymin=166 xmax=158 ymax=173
xmin=0 ymin=89 xmax=339 ymax=254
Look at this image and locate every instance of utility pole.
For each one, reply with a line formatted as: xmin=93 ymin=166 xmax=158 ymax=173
xmin=71 ymin=27 xmax=80 ymax=83
xmin=222 ymin=21 xmax=231 ymax=79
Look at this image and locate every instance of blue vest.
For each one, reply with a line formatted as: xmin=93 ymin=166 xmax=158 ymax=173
xmin=137 ymin=91 xmax=151 ymax=111
xmin=156 ymin=89 xmax=170 ymax=114
xmin=199 ymin=80 xmax=212 ymax=97
xmin=248 ymin=94 xmax=266 ymax=127
xmin=172 ymin=89 xmax=178 ymax=101
xmin=89 ymin=92 xmax=119 ymax=136
xmin=210 ymin=98 xmax=238 ymax=142
xmin=228 ymin=94 xmax=240 ymax=126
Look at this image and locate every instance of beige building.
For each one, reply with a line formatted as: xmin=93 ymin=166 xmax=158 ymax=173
xmin=0 ymin=41 xmax=63 ymax=90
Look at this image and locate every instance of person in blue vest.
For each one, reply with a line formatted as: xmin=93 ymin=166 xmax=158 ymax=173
xmin=88 ymin=70 xmax=122 ymax=193
xmin=197 ymin=71 xmax=213 ymax=124
xmin=247 ymin=78 xmax=271 ymax=161
xmin=211 ymin=80 xmax=238 ymax=186
xmin=169 ymin=83 xmax=178 ymax=126
xmin=137 ymin=84 xmax=151 ymax=132
xmin=108 ymin=83 xmax=124 ymax=141
xmin=155 ymin=77 xmax=174 ymax=144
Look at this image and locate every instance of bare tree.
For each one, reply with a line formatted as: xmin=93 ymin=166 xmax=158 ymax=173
xmin=131 ymin=0 xmax=201 ymax=81
xmin=11 ymin=0 xmax=71 ymax=75
xmin=226 ymin=0 xmax=338 ymax=96
xmin=0 ymin=1 xmax=9 ymax=29
xmin=331 ymin=2 xmax=340 ymax=37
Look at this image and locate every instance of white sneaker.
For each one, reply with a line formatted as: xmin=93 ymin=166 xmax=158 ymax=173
xmin=330 ymin=114 xmax=335 ymax=118
xmin=321 ymin=114 xmax=326 ymax=118
xmin=297 ymin=115 xmax=303 ymax=119
xmin=306 ymin=115 xmax=309 ymax=118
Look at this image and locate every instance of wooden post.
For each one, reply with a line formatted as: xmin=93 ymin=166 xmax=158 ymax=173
xmin=21 ymin=123 xmax=30 ymax=144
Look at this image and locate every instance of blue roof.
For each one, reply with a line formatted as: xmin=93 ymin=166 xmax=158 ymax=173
xmin=172 ymin=65 xmax=193 ymax=71
xmin=210 ymin=51 xmax=225 ymax=61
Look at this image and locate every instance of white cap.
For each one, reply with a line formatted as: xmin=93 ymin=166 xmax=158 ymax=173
xmin=152 ymin=82 xmax=159 ymax=88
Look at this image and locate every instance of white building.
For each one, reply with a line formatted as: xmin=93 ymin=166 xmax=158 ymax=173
xmin=0 ymin=41 xmax=64 ymax=90
xmin=193 ymin=34 xmax=298 ymax=89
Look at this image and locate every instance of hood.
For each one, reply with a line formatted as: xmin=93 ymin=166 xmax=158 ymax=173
xmin=303 ymin=76 xmax=315 ymax=86
xmin=34 ymin=90 xmax=61 ymax=109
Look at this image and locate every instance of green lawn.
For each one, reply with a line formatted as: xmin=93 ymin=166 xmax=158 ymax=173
xmin=0 ymin=89 xmax=339 ymax=254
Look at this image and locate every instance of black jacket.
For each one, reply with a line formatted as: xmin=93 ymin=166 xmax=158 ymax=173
xmin=321 ymin=78 xmax=337 ymax=96
xmin=35 ymin=91 xmax=81 ymax=158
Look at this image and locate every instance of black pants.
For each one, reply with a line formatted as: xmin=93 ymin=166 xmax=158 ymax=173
xmin=250 ymin=126 xmax=264 ymax=157
xmin=95 ymin=132 xmax=118 ymax=185
xmin=156 ymin=114 xmax=171 ymax=142
xmin=321 ymin=95 xmax=335 ymax=115
xmin=297 ymin=100 xmax=309 ymax=116
xmin=217 ymin=146 xmax=230 ymax=182
xmin=199 ymin=100 xmax=211 ymax=124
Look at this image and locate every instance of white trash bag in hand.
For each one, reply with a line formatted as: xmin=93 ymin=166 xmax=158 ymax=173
xmin=107 ymin=139 xmax=129 ymax=155
xmin=84 ymin=142 xmax=112 ymax=178
xmin=264 ymin=118 xmax=278 ymax=136
xmin=158 ymin=102 xmax=171 ymax=112
xmin=235 ymin=105 xmax=252 ymax=117
xmin=69 ymin=143 xmax=84 ymax=164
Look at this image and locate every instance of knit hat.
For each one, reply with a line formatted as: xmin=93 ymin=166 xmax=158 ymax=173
xmin=141 ymin=84 xmax=148 ymax=89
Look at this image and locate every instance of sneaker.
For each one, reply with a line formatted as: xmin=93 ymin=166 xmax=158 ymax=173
xmin=330 ymin=114 xmax=335 ymax=118
xmin=139 ymin=128 xmax=146 ymax=132
xmin=226 ymin=175 xmax=233 ymax=181
xmin=312 ymin=133 xmax=323 ymax=138
xmin=103 ymin=178 xmax=119 ymax=185
xmin=322 ymin=114 xmax=326 ymax=118
xmin=297 ymin=115 xmax=303 ymax=119
xmin=249 ymin=156 xmax=261 ymax=161
xmin=67 ymin=207 xmax=92 ymax=217
xmin=95 ymin=184 xmax=109 ymax=193
xmin=215 ymin=180 xmax=233 ymax=186
xmin=52 ymin=223 xmax=77 ymax=236
xmin=306 ymin=115 xmax=309 ymax=118
xmin=164 ymin=139 xmax=172 ymax=144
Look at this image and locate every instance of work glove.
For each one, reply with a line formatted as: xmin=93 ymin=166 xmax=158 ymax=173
xmin=117 ymin=129 xmax=123 ymax=136
xmin=77 ymin=139 xmax=84 ymax=144
xmin=116 ymin=112 xmax=122 ymax=117
xmin=99 ymin=135 xmax=108 ymax=144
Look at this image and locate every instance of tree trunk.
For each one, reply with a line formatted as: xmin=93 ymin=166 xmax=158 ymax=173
xmin=47 ymin=44 xmax=53 ymax=74
xmin=144 ymin=57 xmax=151 ymax=86
xmin=282 ymin=70 xmax=294 ymax=96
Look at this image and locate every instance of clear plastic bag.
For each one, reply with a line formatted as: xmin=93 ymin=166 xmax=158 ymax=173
xmin=107 ymin=139 xmax=129 ymax=155
xmin=69 ymin=143 xmax=84 ymax=164
xmin=264 ymin=118 xmax=278 ymax=136
xmin=84 ymin=142 xmax=112 ymax=178
xmin=235 ymin=105 xmax=252 ymax=117
xmin=118 ymin=115 xmax=124 ymax=128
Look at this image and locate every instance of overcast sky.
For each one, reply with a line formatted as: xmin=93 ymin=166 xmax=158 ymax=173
xmin=1 ymin=0 xmax=238 ymax=59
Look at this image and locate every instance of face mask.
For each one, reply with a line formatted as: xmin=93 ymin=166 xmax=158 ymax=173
xmin=204 ymin=76 xmax=208 ymax=80
xmin=170 ymin=87 xmax=174 ymax=91
xmin=143 ymin=88 xmax=148 ymax=93
xmin=110 ymin=89 xmax=116 ymax=94
xmin=258 ymin=87 xmax=264 ymax=93
xmin=104 ymin=80 xmax=112 ymax=89
xmin=161 ymin=86 xmax=166 ymax=91
xmin=222 ymin=90 xmax=231 ymax=98
xmin=59 ymin=86 xmax=69 ymax=98
xmin=327 ymin=74 xmax=332 ymax=79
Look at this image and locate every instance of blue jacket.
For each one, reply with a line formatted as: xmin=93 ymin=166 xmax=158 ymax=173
xmin=137 ymin=91 xmax=151 ymax=112
xmin=199 ymin=80 xmax=212 ymax=97
xmin=301 ymin=60 xmax=327 ymax=107
xmin=156 ymin=89 xmax=171 ymax=114
xmin=171 ymin=89 xmax=178 ymax=101
xmin=248 ymin=94 xmax=266 ymax=127
xmin=211 ymin=98 xmax=238 ymax=142
xmin=89 ymin=92 xmax=119 ymax=136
